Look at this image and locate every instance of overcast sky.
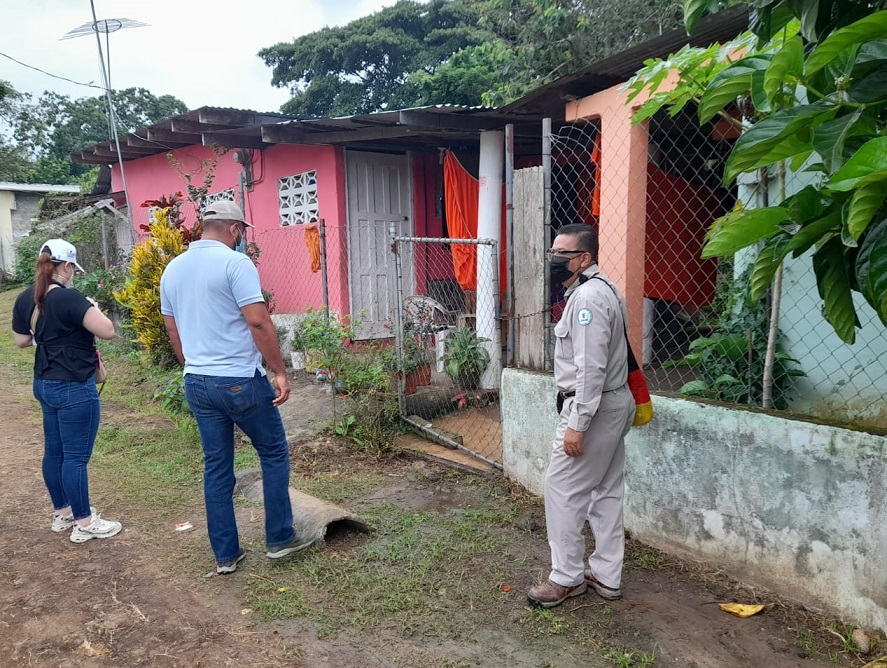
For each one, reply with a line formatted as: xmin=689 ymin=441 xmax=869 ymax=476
xmin=1 ymin=0 xmax=398 ymax=113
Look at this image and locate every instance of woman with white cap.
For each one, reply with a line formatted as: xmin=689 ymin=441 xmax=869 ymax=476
xmin=10 ymin=239 xmax=123 ymax=543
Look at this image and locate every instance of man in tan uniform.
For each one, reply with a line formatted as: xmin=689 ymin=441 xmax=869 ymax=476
xmin=528 ymin=224 xmax=636 ymax=608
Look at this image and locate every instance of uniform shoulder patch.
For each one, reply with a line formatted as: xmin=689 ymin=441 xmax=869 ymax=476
xmin=577 ymin=307 xmax=593 ymax=326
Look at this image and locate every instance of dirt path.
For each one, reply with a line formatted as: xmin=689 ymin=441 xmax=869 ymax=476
xmin=0 ymin=320 xmax=867 ymax=667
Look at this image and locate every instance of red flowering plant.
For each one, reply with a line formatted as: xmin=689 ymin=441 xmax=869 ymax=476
xmin=139 ymin=192 xmax=203 ymax=245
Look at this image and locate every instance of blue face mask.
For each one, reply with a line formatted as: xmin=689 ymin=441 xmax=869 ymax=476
xmin=231 ymin=224 xmax=247 ymax=253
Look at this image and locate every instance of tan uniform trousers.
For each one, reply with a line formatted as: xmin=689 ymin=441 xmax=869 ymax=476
xmin=545 ymin=385 xmax=635 ymax=589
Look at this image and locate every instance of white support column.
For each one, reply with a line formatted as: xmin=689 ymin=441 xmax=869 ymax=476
xmin=477 ymin=130 xmax=503 ymax=390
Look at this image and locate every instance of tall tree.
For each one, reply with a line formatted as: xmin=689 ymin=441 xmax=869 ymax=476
xmin=1 ymin=81 xmax=36 ymax=182
xmin=13 ymin=87 xmax=188 ymax=179
xmin=480 ymin=0 xmax=685 ymax=106
xmin=259 ymin=0 xmax=687 ymax=115
xmin=259 ymin=0 xmax=494 ymax=116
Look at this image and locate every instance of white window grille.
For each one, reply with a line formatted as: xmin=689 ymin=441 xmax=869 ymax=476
xmin=278 ymin=170 xmax=319 ymax=226
xmin=199 ymin=189 xmax=236 ymax=216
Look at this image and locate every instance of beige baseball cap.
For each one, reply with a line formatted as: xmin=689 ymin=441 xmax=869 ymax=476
xmin=203 ymin=200 xmax=253 ymax=227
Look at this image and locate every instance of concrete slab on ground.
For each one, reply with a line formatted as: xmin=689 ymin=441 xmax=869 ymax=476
xmin=395 ymin=432 xmax=496 ymax=475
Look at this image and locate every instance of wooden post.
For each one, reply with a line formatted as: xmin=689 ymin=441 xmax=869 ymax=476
xmin=514 ymin=166 xmax=546 ymax=369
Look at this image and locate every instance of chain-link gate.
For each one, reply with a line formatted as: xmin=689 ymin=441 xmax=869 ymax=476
xmin=390 ymin=233 xmax=503 ymax=467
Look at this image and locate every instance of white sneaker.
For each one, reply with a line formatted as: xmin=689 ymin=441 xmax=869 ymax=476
xmin=51 ymin=506 xmax=96 ymax=533
xmin=70 ymin=513 xmax=122 ymax=543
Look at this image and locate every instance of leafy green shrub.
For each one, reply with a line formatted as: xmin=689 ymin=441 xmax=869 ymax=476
xmin=336 ymin=346 xmax=399 ymax=454
xmin=300 ymin=307 xmax=360 ymax=377
xmin=153 ymin=372 xmax=190 ymax=417
xmin=77 ymin=261 xmax=129 ymax=313
xmin=666 ymin=265 xmax=804 ymax=409
xmin=114 ymin=203 xmax=187 ymax=368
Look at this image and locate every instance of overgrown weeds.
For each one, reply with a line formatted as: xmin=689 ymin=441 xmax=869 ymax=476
xmin=332 ymin=345 xmax=401 ymax=454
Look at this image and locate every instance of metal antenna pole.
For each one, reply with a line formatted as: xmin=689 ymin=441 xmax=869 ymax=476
xmin=88 ymin=2 xmax=130 ymax=217
xmin=70 ymin=4 xmax=147 ymax=222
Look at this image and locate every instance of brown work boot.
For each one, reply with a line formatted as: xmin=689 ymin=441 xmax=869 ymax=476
xmin=527 ymin=579 xmax=587 ymax=608
xmin=584 ymin=569 xmax=622 ymax=600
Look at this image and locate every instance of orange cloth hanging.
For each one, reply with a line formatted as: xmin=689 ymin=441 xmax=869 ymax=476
xmin=304 ymin=224 xmax=321 ymax=273
xmin=591 ymin=131 xmax=602 ymax=217
xmin=443 ymin=151 xmax=479 ymax=291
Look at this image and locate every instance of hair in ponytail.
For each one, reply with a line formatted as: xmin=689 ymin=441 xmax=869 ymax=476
xmin=34 ymin=252 xmax=58 ymax=312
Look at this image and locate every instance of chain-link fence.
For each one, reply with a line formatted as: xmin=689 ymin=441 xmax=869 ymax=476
xmin=129 ymin=192 xmax=348 ymax=358
xmin=391 ymin=234 xmax=504 ymax=467
xmin=546 ymin=109 xmax=887 ymax=429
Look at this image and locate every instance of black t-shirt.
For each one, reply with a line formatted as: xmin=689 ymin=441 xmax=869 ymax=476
xmin=11 ymin=283 xmax=98 ymax=382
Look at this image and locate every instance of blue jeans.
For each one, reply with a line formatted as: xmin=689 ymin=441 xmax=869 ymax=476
xmin=184 ymin=371 xmax=295 ymax=563
xmin=33 ymin=378 xmax=100 ymax=521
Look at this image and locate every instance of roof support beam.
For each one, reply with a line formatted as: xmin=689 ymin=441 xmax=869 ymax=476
xmin=202 ymin=132 xmax=268 ymax=149
xmin=198 ymin=109 xmax=287 ymax=127
xmin=75 ymin=152 xmax=112 ymax=165
xmin=147 ymin=128 xmax=201 ymax=144
xmin=127 ymin=134 xmax=165 ymax=148
xmin=398 ymin=111 xmax=508 ymax=131
xmin=91 ymin=147 xmax=149 ymax=160
xmin=302 ymin=125 xmax=416 ymax=144
xmin=261 ymin=125 xmax=306 ymax=144
xmin=170 ymin=119 xmax=235 ymax=133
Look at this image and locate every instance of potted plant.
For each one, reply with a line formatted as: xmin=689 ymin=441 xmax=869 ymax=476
xmin=402 ymin=334 xmax=431 ymax=389
xmin=398 ymin=298 xmax=439 ymax=391
xmin=441 ymin=327 xmax=490 ymax=390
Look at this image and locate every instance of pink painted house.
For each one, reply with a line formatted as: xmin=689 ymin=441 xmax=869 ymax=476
xmin=75 ymin=106 xmax=545 ymax=339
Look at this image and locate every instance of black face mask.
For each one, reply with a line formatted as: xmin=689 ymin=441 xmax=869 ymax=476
xmin=549 ymin=256 xmax=575 ymax=285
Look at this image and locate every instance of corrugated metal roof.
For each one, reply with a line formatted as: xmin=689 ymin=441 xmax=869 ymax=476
xmin=72 ymin=102 xmax=546 ymax=164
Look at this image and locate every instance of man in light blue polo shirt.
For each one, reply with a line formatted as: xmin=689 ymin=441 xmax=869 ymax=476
xmin=160 ymin=200 xmax=320 ymax=574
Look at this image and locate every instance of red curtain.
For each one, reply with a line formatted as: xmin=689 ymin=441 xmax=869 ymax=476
xmin=443 ymin=151 xmax=507 ymax=293
xmin=443 ymin=151 xmax=479 ymax=291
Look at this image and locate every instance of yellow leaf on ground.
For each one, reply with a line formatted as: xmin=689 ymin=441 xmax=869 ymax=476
xmin=718 ymin=602 xmax=769 ymax=618
xmin=861 ymin=656 xmax=887 ymax=668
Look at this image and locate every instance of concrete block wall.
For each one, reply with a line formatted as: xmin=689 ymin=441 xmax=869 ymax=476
xmin=502 ymin=367 xmax=887 ymax=633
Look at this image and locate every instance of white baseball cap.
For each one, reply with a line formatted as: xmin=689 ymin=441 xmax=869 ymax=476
xmin=203 ymin=200 xmax=253 ymax=227
xmin=41 ymin=239 xmax=85 ymax=273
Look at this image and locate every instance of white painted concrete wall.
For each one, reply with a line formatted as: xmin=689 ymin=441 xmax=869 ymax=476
xmin=502 ymin=367 xmax=887 ymax=633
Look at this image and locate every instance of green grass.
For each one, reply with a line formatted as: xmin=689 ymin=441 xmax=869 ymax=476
xmin=793 ymin=627 xmax=824 ymax=656
xmin=0 ymin=287 xmax=675 ymax=666
xmin=246 ymin=501 xmax=515 ymax=638
xmin=98 ymin=425 xmax=201 ymax=488
xmin=530 ymin=608 xmax=566 ymax=636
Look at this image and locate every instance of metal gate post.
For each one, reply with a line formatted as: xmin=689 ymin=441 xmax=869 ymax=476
xmin=390 ymin=223 xmax=407 ymax=417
